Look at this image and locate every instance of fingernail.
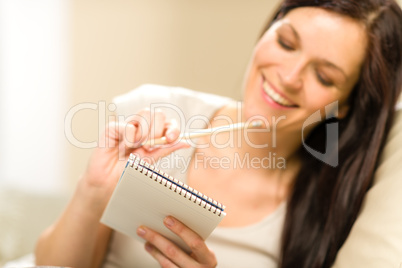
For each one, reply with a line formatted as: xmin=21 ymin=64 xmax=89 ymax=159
xmin=166 ymin=131 xmax=176 ymax=141
xmin=164 ymin=217 xmax=175 ymax=227
xmin=137 ymin=227 xmax=146 ymax=237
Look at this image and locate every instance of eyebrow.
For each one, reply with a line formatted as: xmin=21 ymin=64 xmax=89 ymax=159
xmin=281 ymin=22 xmax=348 ymax=80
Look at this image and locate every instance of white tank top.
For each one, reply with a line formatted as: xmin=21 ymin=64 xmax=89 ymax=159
xmin=103 ymin=85 xmax=286 ymax=268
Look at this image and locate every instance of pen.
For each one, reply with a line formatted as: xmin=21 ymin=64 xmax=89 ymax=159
xmin=142 ymin=120 xmax=263 ymax=146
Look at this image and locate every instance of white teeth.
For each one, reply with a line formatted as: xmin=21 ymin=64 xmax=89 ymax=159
xmin=263 ymin=81 xmax=294 ymax=107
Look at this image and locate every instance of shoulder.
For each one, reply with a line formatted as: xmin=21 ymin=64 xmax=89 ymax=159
xmin=113 ymin=84 xmax=233 ymax=117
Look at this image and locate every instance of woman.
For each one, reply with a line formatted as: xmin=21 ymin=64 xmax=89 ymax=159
xmin=35 ymin=0 xmax=402 ymax=267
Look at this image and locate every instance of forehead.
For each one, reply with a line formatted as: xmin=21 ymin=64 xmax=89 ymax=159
xmin=279 ymin=7 xmax=368 ymax=78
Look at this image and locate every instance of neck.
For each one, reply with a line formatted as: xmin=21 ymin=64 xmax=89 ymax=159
xmin=212 ymin=102 xmax=302 ymax=168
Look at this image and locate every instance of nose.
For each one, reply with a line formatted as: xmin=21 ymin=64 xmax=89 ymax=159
xmin=278 ymin=58 xmax=304 ymax=92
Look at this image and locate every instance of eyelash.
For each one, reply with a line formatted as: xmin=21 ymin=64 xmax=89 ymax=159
xmin=277 ymin=34 xmax=334 ymax=87
xmin=277 ymin=37 xmax=294 ymax=51
xmin=316 ymin=72 xmax=334 ymax=87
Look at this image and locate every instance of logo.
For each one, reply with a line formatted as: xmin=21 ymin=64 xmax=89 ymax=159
xmin=302 ymin=101 xmax=339 ymax=167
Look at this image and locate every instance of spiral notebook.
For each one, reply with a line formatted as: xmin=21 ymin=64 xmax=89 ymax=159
xmin=100 ymin=154 xmax=226 ymax=252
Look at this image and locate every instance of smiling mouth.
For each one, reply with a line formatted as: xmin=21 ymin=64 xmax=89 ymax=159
xmin=262 ymin=81 xmax=298 ymax=108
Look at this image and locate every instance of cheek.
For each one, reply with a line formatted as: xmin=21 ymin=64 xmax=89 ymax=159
xmin=304 ymin=86 xmax=346 ymax=116
xmin=253 ymin=35 xmax=284 ymax=66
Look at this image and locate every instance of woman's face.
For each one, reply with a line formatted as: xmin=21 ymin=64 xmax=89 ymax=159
xmin=243 ymin=7 xmax=367 ymax=135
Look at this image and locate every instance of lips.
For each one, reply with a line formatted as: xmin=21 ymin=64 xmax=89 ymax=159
xmin=262 ymin=78 xmax=298 ymax=108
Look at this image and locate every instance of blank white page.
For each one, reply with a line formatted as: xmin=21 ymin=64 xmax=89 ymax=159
xmin=101 ymin=155 xmax=226 ymax=252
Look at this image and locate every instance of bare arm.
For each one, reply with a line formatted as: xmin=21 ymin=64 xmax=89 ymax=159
xmin=91 ymin=224 xmax=113 ymax=268
xmin=35 ymin=111 xmax=187 ymax=268
xmin=35 ymin=178 xmax=113 ymax=268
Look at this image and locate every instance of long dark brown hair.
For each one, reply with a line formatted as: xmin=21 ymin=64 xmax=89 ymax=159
xmin=261 ymin=1 xmax=402 ymax=267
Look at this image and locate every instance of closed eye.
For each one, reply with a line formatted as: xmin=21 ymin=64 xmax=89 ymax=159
xmin=316 ymin=71 xmax=334 ymax=87
xmin=277 ymin=36 xmax=295 ymax=51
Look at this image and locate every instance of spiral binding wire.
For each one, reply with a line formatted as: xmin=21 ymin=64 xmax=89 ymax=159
xmin=128 ymin=154 xmax=225 ymax=216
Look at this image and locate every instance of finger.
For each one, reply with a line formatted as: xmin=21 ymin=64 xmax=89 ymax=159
xmin=137 ymin=226 xmax=195 ymax=267
xmin=141 ymin=140 xmax=190 ymax=157
xmin=121 ymin=122 xmax=136 ymax=146
xmin=164 ymin=118 xmax=181 ymax=143
xmin=102 ymin=121 xmax=137 ymax=150
xmin=151 ymin=109 xmax=167 ymax=139
xmin=123 ymin=109 xmax=151 ymax=146
xmin=144 ymin=242 xmax=179 ymax=268
xmin=108 ymin=122 xmax=135 ymax=159
xmin=103 ymin=121 xmax=121 ymax=148
xmin=135 ymin=109 xmax=152 ymax=143
xmin=164 ymin=216 xmax=217 ymax=266
xmin=114 ymin=121 xmax=141 ymax=149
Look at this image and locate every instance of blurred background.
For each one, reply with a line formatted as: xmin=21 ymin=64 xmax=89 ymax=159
xmin=2 ymin=0 xmax=402 ymax=265
xmin=0 ymin=0 xmax=281 ymax=264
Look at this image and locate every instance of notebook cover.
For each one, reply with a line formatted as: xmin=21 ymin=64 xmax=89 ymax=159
xmin=100 ymin=155 xmax=226 ymax=252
